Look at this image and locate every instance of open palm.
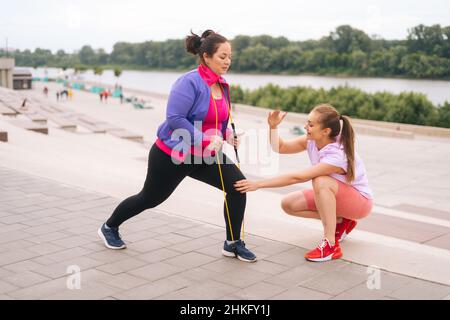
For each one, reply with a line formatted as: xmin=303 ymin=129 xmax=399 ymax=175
xmin=268 ymin=110 xmax=287 ymax=128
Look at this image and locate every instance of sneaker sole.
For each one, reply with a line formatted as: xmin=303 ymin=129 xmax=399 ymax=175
xmin=305 ymin=251 xmax=343 ymax=262
xmin=97 ymin=228 xmax=126 ymax=250
xmin=221 ymin=249 xmax=257 ymax=263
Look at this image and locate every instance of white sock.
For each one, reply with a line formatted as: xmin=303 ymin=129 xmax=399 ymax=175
xmin=324 ymin=237 xmax=335 ymax=246
xmin=226 ymin=240 xmax=237 ymax=245
xmin=104 ymin=223 xmax=111 ymax=229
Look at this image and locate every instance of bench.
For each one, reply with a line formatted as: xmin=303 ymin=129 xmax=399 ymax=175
xmin=0 ymin=102 xmax=17 ymax=116
xmin=0 ymin=99 xmax=48 ymax=124
xmin=31 ymin=104 xmax=77 ymax=131
xmin=0 ymin=130 xmax=7 ymax=142
xmin=3 ymin=91 xmax=143 ymax=141
xmin=62 ymin=113 xmax=107 ymax=133
xmin=108 ymin=129 xmax=144 ymax=142
xmin=36 ymin=108 xmax=77 ymax=131
xmin=70 ymin=114 xmax=143 ymax=141
xmin=8 ymin=119 xmax=49 ymax=135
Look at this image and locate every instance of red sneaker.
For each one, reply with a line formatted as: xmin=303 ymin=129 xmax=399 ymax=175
xmin=335 ymin=218 xmax=357 ymax=243
xmin=304 ymin=238 xmax=342 ymax=262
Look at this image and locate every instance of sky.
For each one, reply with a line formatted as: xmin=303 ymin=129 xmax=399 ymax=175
xmin=1 ymin=0 xmax=449 ymax=53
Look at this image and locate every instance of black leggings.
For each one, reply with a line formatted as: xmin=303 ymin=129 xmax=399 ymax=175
xmin=106 ymin=143 xmax=246 ymax=240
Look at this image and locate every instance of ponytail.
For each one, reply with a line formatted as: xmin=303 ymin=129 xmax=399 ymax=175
xmin=312 ymin=104 xmax=356 ymax=183
xmin=340 ymin=115 xmax=355 ymax=183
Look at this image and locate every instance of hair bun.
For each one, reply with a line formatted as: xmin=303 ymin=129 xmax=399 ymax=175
xmin=185 ymin=31 xmax=202 ymax=55
xmin=201 ymin=29 xmax=215 ymax=39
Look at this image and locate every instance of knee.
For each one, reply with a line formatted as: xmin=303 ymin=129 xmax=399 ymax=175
xmin=228 ymin=187 xmax=246 ymax=200
xmin=281 ymin=197 xmax=294 ymax=215
xmin=312 ymin=176 xmax=332 ymax=193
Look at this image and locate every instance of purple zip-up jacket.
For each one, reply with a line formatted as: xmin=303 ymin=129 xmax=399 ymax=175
xmin=156 ymin=65 xmax=231 ymax=161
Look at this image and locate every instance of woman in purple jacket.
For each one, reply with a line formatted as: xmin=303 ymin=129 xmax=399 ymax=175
xmin=98 ymin=30 xmax=256 ymax=263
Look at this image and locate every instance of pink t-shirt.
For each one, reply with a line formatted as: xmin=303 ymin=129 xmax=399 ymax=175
xmin=190 ymin=95 xmax=229 ymax=157
xmin=307 ymin=139 xmax=373 ymax=199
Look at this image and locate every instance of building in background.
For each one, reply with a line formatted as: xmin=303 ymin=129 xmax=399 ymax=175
xmin=13 ymin=68 xmax=32 ymax=90
xmin=0 ymin=58 xmax=14 ymax=89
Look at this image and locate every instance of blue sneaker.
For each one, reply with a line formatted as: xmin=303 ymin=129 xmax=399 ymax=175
xmin=222 ymin=240 xmax=257 ymax=263
xmin=98 ymin=223 xmax=126 ymax=250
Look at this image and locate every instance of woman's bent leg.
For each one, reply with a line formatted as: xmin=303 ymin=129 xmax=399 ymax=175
xmin=281 ymin=190 xmax=321 ymax=219
xmin=312 ymin=176 xmax=339 ymax=243
xmin=106 ymin=144 xmax=190 ymax=228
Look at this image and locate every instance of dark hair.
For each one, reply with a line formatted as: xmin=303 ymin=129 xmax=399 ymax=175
xmin=312 ymin=104 xmax=356 ymax=183
xmin=185 ymin=30 xmax=228 ymax=64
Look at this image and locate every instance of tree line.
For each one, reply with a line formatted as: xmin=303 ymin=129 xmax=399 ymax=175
xmin=1 ymin=24 xmax=450 ymax=79
xmin=230 ymin=84 xmax=450 ymax=128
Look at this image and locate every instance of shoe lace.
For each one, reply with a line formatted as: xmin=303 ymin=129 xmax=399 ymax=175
xmin=318 ymin=239 xmax=329 ymax=250
xmin=234 ymin=240 xmax=249 ymax=251
xmin=109 ymin=227 xmax=122 ymax=240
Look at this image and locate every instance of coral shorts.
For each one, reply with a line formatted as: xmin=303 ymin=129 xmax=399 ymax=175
xmin=302 ymin=179 xmax=373 ymax=220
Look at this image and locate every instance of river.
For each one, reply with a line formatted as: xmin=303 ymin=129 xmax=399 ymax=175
xmin=30 ymin=67 xmax=450 ymax=105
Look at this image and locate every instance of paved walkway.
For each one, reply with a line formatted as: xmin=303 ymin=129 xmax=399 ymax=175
xmin=1 ymin=166 xmax=449 ymax=300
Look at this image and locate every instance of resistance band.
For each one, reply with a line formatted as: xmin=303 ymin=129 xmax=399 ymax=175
xmin=212 ymin=84 xmax=245 ymax=242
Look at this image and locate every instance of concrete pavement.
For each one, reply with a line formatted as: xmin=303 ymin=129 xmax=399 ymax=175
xmin=0 ymin=81 xmax=450 ymax=299
xmin=1 ymin=166 xmax=449 ymax=300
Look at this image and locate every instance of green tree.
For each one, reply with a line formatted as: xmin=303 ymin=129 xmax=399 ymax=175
xmin=79 ymin=45 xmax=96 ymax=65
xmin=114 ymin=67 xmax=122 ymax=85
xmin=93 ymin=66 xmax=104 ymax=85
xmin=327 ymin=25 xmax=373 ymax=53
xmin=407 ymin=24 xmax=446 ymax=56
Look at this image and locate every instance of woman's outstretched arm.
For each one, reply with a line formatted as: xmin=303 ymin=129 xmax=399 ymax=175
xmin=234 ymin=163 xmax=343 ymax=193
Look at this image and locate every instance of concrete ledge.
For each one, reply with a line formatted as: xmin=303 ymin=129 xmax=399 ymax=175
xmin=236 ymin=103 xmax=416 ymax=139
xmin=352 ymin=124 xmax=414 ymax=139
xmin=8 ymin=119 xmax=48 ymax=135
xmin=0 ymin=103 xmax=17 ymax=116
xmin=108 ymin=129 xmax=144 ymax=142
xmin=353 ymin=118 xmax=450 ymax=138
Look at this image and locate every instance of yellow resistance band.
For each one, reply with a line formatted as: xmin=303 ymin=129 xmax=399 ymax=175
xmin=212 ymin=85 xmax=245 ymax=242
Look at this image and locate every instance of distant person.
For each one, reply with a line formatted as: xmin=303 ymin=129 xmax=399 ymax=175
xmin=119 ymin=92 xmax=124 ymax=104
xmin=234 ymin=105 xmax=373 ymax=262
xmin=20 ymin=98 xmax=28 ymax=111
xmin=98 ymin=29 xmax=256 ymax=263
xmin=60 ymin=89 xmax=68 ymax=100
xmin=43 ymin=86 xmax=48 ymax=97
xmin=99 ymin=92 xmax=103 ymax=102
xmin=56 ymin=91 xmax=60 ymax=101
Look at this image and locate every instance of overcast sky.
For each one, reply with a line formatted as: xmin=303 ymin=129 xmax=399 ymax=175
xmin=1 ymin=0 xmax=449 ymax=53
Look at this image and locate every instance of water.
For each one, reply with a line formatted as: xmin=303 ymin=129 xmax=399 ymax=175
xmin=30 ymin=67 xmax=450 ymax=105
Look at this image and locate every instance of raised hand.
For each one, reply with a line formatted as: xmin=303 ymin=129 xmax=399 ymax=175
xmin=268 ymin=110 xmax=287 ymax=128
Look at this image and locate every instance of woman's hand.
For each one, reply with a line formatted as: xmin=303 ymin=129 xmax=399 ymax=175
xmin=226 ymin=130 xmax=244 ymax=149
xmin=234 ymin=179 xmax=260 ymax=193
xmin=268 ymin=110 xmax=287 ymax=128
xmin=207 ymin=135 xmax=224 ymax=152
